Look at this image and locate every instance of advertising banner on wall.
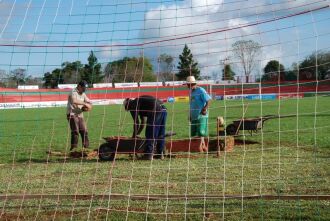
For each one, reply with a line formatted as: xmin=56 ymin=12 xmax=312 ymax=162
xmin=214 ymin=95 xmax=224 ymax=100
xmin=224 ymin=95 xmax=249 ymax=100
xmin=58 ymin=84 xmax=76 ymax=89
xmin=0 ymin=101 xmax=67 ymax=109
xmin=114 ymin=82 xmax=138 ymax=88
xmin=165 ymin=81 xmax=185 ymax=86
xmin=224 ymin=94 xmax=276 ymax=100
xmin=0 ymin=99 xmax=124 ymax=109
xmin=278 ymin=93 xmax=304 ymax=99
xmin=246 ymin=94 xmax=276 ymax=100
xmin=174 ymin=96 xmax=189 ymax=102
xmin=139 ymin=82 xmax=163 ymax=87
xmin=93 ymin=83 xmax=113 ymax=88
xmin=17 ymin=85 xmax=39 ymax=90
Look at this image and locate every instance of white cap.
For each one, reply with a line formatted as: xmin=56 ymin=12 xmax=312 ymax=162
xmin=186 ymin=76 xmax=197 ymax=84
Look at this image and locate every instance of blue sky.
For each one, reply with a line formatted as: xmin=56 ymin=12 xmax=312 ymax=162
xmin=0 ymin=0 xmax=329 ymax=80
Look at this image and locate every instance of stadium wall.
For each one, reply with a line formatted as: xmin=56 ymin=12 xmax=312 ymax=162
xmin=0 ymin=80 xmax=329 ymax=109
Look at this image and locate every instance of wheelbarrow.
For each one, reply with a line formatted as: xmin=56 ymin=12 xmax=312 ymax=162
xmin=225 ymin=114 xmax=295 ymax=136
xmin=98 ymin=132 xmax=235 ymax=161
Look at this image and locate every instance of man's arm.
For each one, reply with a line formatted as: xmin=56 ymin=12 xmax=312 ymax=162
xmin=83 ymin=94 xmax=92 ymax=109
xmin=201 ymin=100 xmax=210 ymax=115
xmin=135 ymin=116 xmax=145 ymax=136
xmin=84 ymin=94 xmax=92 ymax=104
xmin=131 ymin=112 xmax=145 ymax=138
xmin=201 ymin=89 xmax=211 ymax=115
xmin=131 ymin=111 xmax=138 ymax=137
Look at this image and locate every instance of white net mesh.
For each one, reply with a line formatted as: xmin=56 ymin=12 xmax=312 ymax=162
xmin=0 ymin=0 xmax=330 ymax=220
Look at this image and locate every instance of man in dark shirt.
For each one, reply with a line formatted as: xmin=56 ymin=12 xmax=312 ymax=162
xmin=123 ymin=95 xmax=167 ymax=160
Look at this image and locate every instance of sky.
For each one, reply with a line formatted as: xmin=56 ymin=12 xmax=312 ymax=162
xmin=0 ymin=0 xmax=329 ymax=80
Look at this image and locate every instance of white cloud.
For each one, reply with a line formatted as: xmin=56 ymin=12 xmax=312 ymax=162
xmin=190 ymin=0 xmax=222 ymax=14
xmin=140 ymin=0 xmax=328 ymax=78
xmin=94 ymin=45 xmax=123 ymax=61
xmin=141 ymin=0 xmax=258 ymax=77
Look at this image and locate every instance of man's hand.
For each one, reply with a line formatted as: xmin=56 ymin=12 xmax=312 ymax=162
xmin=82 ymin=103 xmax=92 ymax=112
xmin=201 ymin=108 xmax=207 ymax=115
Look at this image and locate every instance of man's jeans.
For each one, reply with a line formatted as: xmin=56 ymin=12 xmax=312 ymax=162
xmin=144 ymin=109 xmax=167 ymax=155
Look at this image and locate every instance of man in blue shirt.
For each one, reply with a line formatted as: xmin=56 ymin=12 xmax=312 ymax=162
xmin=186 ymin=76 xmax=211 ymax=150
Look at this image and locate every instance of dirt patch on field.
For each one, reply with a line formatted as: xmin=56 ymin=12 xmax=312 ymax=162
xmin=234 ymin=139 xmax=259 ymax=145
xmin=0 ymin=213 xmax=23 ymax=221
xmin=46 ymin=150 xmax=98 ymax=160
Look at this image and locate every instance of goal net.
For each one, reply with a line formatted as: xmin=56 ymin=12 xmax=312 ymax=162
xmin=0 ymin=0 xmax=329 ymax=220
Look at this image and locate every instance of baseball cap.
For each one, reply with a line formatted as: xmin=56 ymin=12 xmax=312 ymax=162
xmin=78 ymin=80 xmax=88 ymax=88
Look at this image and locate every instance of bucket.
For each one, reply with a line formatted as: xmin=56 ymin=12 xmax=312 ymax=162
xmin=197 ymin=115 xmax=208 ymax=137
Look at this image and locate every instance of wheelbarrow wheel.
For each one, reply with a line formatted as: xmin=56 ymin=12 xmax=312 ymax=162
xmin=99 ymin=143 xmax=116 ymax=161
xmin=226 ymin=124 xmax=238 ymax=136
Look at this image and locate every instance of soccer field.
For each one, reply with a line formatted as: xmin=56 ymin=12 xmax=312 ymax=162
xmin=0 ymin=97 xmax=329 ymax=220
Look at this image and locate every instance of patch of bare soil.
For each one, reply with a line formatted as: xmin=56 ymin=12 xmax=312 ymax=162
xmin=46 ymin=150 xmax=98 ymax=160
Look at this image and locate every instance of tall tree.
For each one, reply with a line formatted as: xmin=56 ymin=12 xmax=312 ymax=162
xmin=0 ymin=69 xmax=8 ymax=87
xmin=262 ymin=60 xmax=285 ymax=81
xmin=61 ymin=61 xmax=84 ymax=84
xmin=43 ymin=68 xmax=64 ymax=88
xmin=24 ymin=75 xmax=42 ymax=85
xmin=176 ymin=44 xmax=200 ymax=80
xmin=82 ymin=50 xmax=103 ymax=85
xmin=104 ymin=56 xmax=156 ymax=83
xmin=10 ymin=68 xmax=27 ymax=87
xmin=158 ymin=53 xmax=176 ymax=81
xmin=298 ymin=51 xmax=330 ymax=80
xmin=42 ymin=61 xmax=83 ymax=88
xmin=222 ymin=64 xmax=235 ymax=81
xmin=284 ymin=62 xmax=298 ymax=81
xmin=232 ymin=40 xmax=261 ymax=82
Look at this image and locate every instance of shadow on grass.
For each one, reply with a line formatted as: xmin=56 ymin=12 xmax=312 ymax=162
xmin=14 ymin=156 xmax=136 ymax=164
xmin=15 ymin=157 xmax=100 ymax=164
xmin=234 ymin=139 xmax=260 ymax=145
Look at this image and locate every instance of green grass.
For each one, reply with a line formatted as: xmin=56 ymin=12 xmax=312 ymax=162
xmin=0 ymin=96 xmax=329 ymax=220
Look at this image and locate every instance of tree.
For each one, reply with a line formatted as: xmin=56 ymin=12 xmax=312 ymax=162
xmin=0 ymin=69 xmax=8 ymax=87
xmin=10 ymin=68 xmax=27 ymax=87
xmin=43 ymin=68 xmax=64 ymax=88
xmin=24 ymin=75 xmax=43 ymax=85
xmin=222 ymin=64 xmax=235 ymax=81
xmin=42 ymin=61 xmax=83 ymax=88
xmin=43 ymin=51 xmax=104 ymax=88
xmin=81 ymin=50 xmax=103 ymax=85
xmin=284 ymin=62 xmax=298 ymax=81
xmin=104 ymin=56 xmax=156 ymax=83
xmin=232 ymin=40 xmax=261 ymax=82
xmin=298 ymin=51 xmax=330 ymax=80
xmin=61 ymin=61 xmax=84 ymax=84
xmin=262 ymin=60 xmax=285 ymax=81
xmin=176 ymin=44 xmax=200 ymax=80
xmin=158 ymin=53 xmax=176 ymax=81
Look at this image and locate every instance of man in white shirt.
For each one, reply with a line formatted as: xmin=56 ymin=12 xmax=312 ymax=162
xmin=66 ymin=80 xmax=92 ymax=150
